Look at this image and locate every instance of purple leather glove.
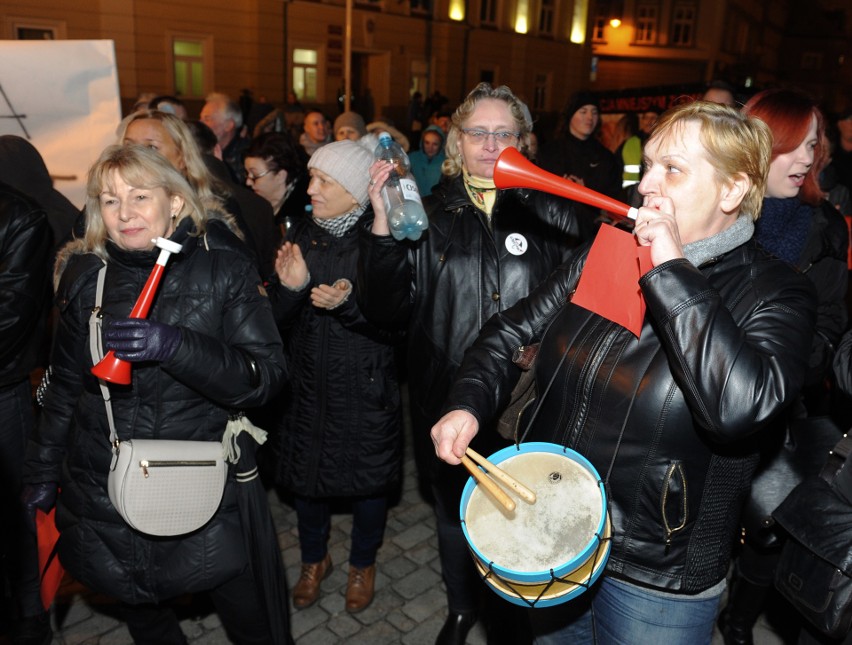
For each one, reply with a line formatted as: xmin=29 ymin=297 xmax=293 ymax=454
xmin=21 ymin=483 xmax=58 ymax=534
xmin=104 ymin=318 xmax=182 ymax=363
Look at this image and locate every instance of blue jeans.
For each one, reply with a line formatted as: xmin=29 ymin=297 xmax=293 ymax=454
xmin=295 ymin=494 xmax=388 ymax=568
xmin=530 ymin=576 xmax=722 ymax=645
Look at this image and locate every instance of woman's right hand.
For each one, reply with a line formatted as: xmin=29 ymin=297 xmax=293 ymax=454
xmin=431 ymin=410 xmax=480 ymax=465
xmin=274 ymin=241 xmax=309 ymax=290
xmin=367 ymin=160 xmax=394 ymax=237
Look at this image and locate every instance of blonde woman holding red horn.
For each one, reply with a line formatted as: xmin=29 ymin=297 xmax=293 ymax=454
xmin=21 ymin=145 xmax=290 ymax=644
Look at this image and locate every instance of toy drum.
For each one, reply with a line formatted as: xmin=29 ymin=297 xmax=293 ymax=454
xmin=460 ymin=442 xmax=611 ymax=608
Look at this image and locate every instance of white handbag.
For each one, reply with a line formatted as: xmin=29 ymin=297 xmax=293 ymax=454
xmin=89 ymin=263 xmax=229 ymax=537
xmin=106 ymin=438 xmax=227 ymax=536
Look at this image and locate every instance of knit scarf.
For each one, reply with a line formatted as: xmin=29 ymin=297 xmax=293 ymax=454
xmin=463 ymin=168 xmax=498 ymax=217
xmin=754 ymin=197 xmax=811 ymax=265
xmin=682 ymin=214 xmax=754 ymax=267
xmin=312 ymin=206 xmax=365 ymax=237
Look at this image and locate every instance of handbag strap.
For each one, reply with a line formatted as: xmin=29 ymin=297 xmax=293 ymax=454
xmin=88 ymin=263 xmax=121 ymax=466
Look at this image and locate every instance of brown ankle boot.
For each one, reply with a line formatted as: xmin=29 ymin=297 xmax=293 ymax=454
xmin=292 ymin=553 xmax=332 ymax=609
xmin=345 ymin=564 xmax=376 ymax=613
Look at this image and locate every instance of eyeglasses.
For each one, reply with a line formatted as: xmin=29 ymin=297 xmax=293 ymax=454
xmin=461 ymin=129 xmax=520 ymax=146
xmin=245 ymin=168 xmax=273 ymax=182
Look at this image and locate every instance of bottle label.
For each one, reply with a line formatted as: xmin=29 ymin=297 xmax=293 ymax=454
xmin=399 ymin=178 xmax=423 ymax=204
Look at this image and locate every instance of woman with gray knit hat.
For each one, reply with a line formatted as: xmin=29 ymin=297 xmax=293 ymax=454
xmin=269 ymin=139 xmax=403 ymax=615
xmin=333 ymin=110 xmax=369 ymax=142
xmin=538 ymin=90 xmax=622 ymax=223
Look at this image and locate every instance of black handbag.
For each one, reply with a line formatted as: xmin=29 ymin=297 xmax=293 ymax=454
xmin=773 ymin=432 xmax=852 ymax=639
xmin=742 ymin=415 xmax=842 ymax=549
xmin=496 ymin=344 xmax=539 ymax=441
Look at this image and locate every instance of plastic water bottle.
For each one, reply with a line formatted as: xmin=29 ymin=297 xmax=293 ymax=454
xmin=374 ymin=132 xmax=429 ymax=241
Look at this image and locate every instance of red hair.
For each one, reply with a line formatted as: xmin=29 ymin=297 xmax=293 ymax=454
xmin=742 ymin=88 xmax=828 ymax=205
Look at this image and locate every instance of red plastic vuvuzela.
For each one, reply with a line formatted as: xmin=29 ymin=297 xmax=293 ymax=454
xmin=493 ymin=147 xmax=638 ymax=221
xmin=91 ymin=237 xmax=183 ymax=384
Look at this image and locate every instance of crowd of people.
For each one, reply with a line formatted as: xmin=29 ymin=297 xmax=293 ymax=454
xmin=1 ymin=80 xmax=852 ymax=645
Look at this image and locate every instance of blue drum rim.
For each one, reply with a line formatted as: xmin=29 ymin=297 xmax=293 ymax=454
xmin=460 ymin=441 xmax=608 ymax=584
xmin=474 ymin=516 xmax=612 ymax=608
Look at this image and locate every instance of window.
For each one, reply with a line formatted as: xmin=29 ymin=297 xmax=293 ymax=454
xmin=533 ymin=73 xmax=548 ymax=111
xmin=670 ymin=2 xmax=696 ymax=46
xmin=592 ymin=4 xmax=607 ymax=42
xmin=9 ymin=17 xmax=65 ymax=40
xmin=538 ymin=0 xmax=554 ymax=35
xmin=635 ymin=2 xmax=658 ymax=44
xmin=481 ymin=0 xmax=498 ymax=27
xmin=172 ymin=41 xmax=202 ymax=98
xmin=172 ymin=39 xmax=205 ymax=99
xmin=801 ymin=52 xmax=823 ymax=70
xmin=293 ymin=48 xmax=319 ymax=103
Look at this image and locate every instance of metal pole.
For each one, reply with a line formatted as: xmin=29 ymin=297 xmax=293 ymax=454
xmin=345 ymin=0 xmax=352 ymax=112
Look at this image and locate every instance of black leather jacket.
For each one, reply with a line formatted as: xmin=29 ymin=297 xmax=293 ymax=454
xmin=0 ymin=182 xmax=52 ymax=389
xmin=444 ymin=238 xmax=816 ymax=593
xmin=357 ymin=174 xmax=590 ymax=464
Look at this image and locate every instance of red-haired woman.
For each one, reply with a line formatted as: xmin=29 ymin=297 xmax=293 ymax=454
xmin=718 ymin=89 xmax=849 ymax=645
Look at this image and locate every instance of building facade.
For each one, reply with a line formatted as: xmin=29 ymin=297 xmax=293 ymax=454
xmin=2 ymin=0 xmax=848 ymax=131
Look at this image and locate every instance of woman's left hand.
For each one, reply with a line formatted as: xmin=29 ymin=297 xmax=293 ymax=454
xmin=310 ymin=279 xmax=352 ymax=310
xmin=633 ymin=196 xmax=685 ymax=266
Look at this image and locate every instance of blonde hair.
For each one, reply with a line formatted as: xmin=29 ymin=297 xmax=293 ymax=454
xmin=650 ymin=101 xmax=772 ymax=220
xmin=116 ymin=109 xmax=226 ymax=206
xmin=80 ymin=144 xmax=208 ymax=260
xmin=442 ymin=83 xmax=533 ymax=178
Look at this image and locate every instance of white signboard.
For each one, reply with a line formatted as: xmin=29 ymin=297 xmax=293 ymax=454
xmin=0 ymin=40 xmax=122 ymax=208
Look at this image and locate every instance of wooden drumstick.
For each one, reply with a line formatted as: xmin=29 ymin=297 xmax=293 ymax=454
xmin=465 ymin=447 xmax=537 ymax=504
xmin=461 ymin=455 xmax=516 ymax=513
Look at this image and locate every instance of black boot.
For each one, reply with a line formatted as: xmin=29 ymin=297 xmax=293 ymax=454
xmin=436 ymin=610 xmax=478 ymax=645
xmin=717 ymin=577 xmax=769 ymax=645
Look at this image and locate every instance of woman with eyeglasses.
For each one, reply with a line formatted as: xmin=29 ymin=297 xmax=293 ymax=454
xmin=358 ymin=82 xmax=592 ymax=645
xmin=243 ymin=132 xmax=311 ymax=239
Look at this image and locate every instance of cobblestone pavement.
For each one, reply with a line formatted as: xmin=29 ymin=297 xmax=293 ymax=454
xmin=16 ymin=390 xmax=792 ymax=644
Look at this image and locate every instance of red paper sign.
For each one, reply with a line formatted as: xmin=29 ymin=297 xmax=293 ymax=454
xmin=571 ymin=225 xmax=653 ymax=337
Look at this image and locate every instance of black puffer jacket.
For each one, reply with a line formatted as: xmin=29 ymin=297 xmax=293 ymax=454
xmin=444 ymin=238 xmax=816 ymax=593
xmin=24 ymin=217 xmax=286 ymax=604
xmin=272 ymin=216 xmax=402 ymax=497
xmin=357 ymin=175 xmax=590 ymax=470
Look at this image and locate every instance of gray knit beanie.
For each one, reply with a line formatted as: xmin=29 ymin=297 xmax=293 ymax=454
xmin=308 ymin=139 xmax=373 ymax=207
xmin=333 ymin=111 xmax=368 ymax=138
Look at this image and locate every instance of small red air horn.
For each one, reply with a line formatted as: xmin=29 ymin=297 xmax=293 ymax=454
xmin=493 ymin=147 xmax=638 ymax=222
xmin=91 ymin=237 xmax=183 ymax=384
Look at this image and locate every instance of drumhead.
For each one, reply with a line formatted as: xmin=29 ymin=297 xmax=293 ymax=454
xmin=474 ymin=514 xmax=611 ymax=608
xmin=461 ymin=442 xmax=607 ymax=583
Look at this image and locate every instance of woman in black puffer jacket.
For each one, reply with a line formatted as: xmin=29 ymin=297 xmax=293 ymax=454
xmin=270 ymin=140 xmax=402 ymax=615
xmin=22 ymin=145 xmax=288 ymax=644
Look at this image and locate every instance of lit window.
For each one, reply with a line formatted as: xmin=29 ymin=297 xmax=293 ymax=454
xmin=173 ymin=39 xmax=205 ymax=98
xmin=293 ymin=48 xmax=319 ymax=102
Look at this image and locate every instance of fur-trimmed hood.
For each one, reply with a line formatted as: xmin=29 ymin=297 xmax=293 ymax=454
xmin=53 ymin=206 xmax=241 ymax=292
